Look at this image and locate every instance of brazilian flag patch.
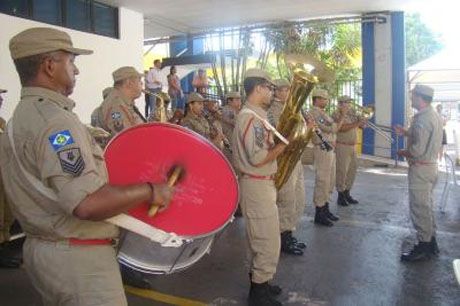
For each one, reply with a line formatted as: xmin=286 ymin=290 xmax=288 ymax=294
xmin=49 ymin=130 xmax=75 ymax=151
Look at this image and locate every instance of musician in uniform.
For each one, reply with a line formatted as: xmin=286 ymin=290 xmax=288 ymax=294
xmin=203 ymin=99 xmax=226 ymax=150
xmin=0 ymin=88 xmax=22 ymax=269
xmin=333 ymin=95 xmax=365 ymax=206
xmin=268 ymin=79 xmax=306 ymax=256
xmin=310 ymin=89 xmax=345 ymax=226
xmin=99 ymin=66 xmax=146 ymax=138
xmin=221 ymin=92 xmax=241 ymax=167
xmin=232 ymin=68 xmax=287 ymax=306
xmin=147 ymin=92 xmax=173 ymax=122
xmin=395 ymin=84 xmax=443 ymax=261
xmin=0 ymin=27 xmax=174 ymax=305
xmin=182 ymin=92 xmax=224 ymax=148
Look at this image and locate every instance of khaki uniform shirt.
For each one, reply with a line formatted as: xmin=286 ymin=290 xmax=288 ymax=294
xmin=221 ymin=105 xmax=238 ymax=146
xmin=182 ymin=111 xmax=211 ymax=140
xmin=204 ymin=109 xmax=224 ymax=140
xmin=232 ymin=104 xmax=277 ymax=176
xmin=100 ymin=89 xmax=144 ymax=137
xmin=310 ymin=106 xmax=338 ymax=145
xmin=407 ymin=107 xmax=443 ymax=163
xmin=267 ymin=99 xmax=284 ymax=127
xmin=0 ymin=87 xmax=118 ymax=241
xmin=333 ymin=109 xmax=359 ymax=144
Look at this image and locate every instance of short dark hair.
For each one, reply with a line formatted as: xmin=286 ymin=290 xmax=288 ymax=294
xmin=13 ymin=52 xmax=54 ymax=86
xmin=243 ymin=77 xmax=267 ymax=96
xmin=154 ymin=59 xmax=161 ymax=66
xmin=170 ymin=65 xmax=176 ymax=74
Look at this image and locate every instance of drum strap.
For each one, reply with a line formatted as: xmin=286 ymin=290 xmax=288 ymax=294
xmin=240 ymin=108 xmax=289 ymax=145
xmin=6 ymin=119 xmax=185 ymax=248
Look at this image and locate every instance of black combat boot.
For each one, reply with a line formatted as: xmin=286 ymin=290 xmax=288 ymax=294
xmin=430 ymin=236 xmax=440 ymax=255
xmin=401 ymin=242 xmax=432 ymax=262
xmin=281 ymin=231 xmax=303 ymax=256
xmin=249 ymin=274 xmax=282 ymax=296
xmin=344 ymin=190 xmax=359 ymax=204
xmin=324 ymin=203 xmax=339 ymax=221
xmin=337 ymin=191 xmax=349 ymax=206
xmin=314 ymin=206 xmax=333 ymax=227
xmin=249 ymin=282 xmax=283 ymax=306
xmin=287 ymin=231 xmax=306 ymax=249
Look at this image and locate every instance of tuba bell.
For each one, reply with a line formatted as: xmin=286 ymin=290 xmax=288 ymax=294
xmin=274 ymin=53 xmax=334 ymax=190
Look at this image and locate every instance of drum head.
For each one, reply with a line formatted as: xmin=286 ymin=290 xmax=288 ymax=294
xmin=104 ymin=123 xmax=238 ymax=237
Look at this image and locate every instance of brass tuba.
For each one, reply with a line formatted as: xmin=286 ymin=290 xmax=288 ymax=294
xmin=274 ymin=54 xmax=334 ymax=190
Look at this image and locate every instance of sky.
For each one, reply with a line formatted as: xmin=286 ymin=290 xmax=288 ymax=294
xmin=407 ymin=1 xmax=460 ymax=51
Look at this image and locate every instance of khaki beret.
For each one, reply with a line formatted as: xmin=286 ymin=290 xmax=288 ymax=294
xmin=311 ymin=89 xmax=329 ymax=99
xmin=226 ymin=91 xmax=241 ymax=100
xmin=273 ymin=79 xmax=290 ymax=88
xmin=0 ymin=89 xmax=7 ymax=94
xmin=9 ymin=27 xmax=93 ymax=60
xmin=244 ymin=68 xmax=273 ymax=84
xmin=187 ymin=92 xmax=205 ymax=104
xmin=112 ymin=66 xmax=143 ymax=82
xmin=338 ymin=95 xmax=353 ymax=103
xmin=412 ymin=84 xmax=434 ymax=99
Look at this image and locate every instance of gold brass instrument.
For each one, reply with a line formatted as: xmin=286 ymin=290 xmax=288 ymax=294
xmin=274 ymin=53 xmax=333 ymax=190
xmin=143 ymin=89 xmax=170 ymax=123
xmin=350 ymin=103 xmax=394 ymax=143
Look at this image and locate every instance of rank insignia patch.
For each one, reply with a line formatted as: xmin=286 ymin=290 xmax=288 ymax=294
xmin=48 ymin=130 xmax=75 ymax=151
xmin=111 ymin=112 xmax=122 ymax=120
xmin=57 ymin=148 xmax=85 ymax=176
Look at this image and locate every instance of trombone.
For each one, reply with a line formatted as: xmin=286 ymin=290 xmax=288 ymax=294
xmin=350 ymin=103 xmax=394 ymax=143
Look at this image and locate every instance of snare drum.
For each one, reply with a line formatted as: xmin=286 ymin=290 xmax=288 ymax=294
xmin=104 ymin=123 xmax=239 ymax=274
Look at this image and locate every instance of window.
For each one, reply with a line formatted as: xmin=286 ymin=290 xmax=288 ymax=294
xmin=0 ymin=0 xmax=29 ymax=18
xmin=64 ymin=0 xmax=91 ymax=32
xmin=93 ymin=2 xmax=118 ymax=37
xmin=33 ymin=0 xmax=61 ymax=25
xmin=0 ymin=0 xmax=119 ymax=39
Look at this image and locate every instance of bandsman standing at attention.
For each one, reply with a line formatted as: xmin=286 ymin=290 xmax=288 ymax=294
xmin=333 ymin=95 xmax=366 ymax=206
xmin=394 ymin=84 xmax=443 ymax=262
xmin=310 ymin=89 xmax=345 ymax=226
xmin=99 ymin=66 xmax=146 ymax=138
xmin=0 ymin=87 xmax=22 ymax=269
xmin=232 ymin=68 xmax=287 ymax=306
xmin=0 ymin=27 xmax=173 ymax=305
xmin=268 ymin=79 xmax=306 ymax=256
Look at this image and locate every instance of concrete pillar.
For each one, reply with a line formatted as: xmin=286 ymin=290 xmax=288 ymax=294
xmin=361 ymin=12 xmax=405 ymax=158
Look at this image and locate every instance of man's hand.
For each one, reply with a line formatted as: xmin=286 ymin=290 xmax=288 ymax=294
xmin=397 ymin=149 xmax=410 ymax=158
xmin=152 ymin=184 xmax=175 ymax=212
xmin=394 ymin=124 xmax=406 ymax=136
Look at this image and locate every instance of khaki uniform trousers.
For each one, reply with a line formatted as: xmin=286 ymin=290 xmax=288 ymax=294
xmin=0 ymin=174 xmax=13 ymax=244
xmin=24 ymin=237 xmax=127 ymax=306
xmin=408 ymin=164 xmax=438 ymax=242
xmin=313 ymin=146 xmax=335 ymax=207
xmin=277 ymin=161 xmax=306 ymax=232
xmin=240 ymin=177 xmax=280 ymax=284
xmin=335 ymin=144 xmax=358 ymax=192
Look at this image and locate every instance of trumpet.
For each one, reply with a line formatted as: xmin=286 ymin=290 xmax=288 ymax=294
xmin=348 ymin=103 xmax=394 ymax=143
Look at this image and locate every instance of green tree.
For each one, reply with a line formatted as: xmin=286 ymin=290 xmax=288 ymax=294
xmin=405 ymin=13 xmax=443 ymax=67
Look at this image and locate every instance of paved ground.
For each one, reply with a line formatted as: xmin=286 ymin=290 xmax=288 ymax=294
xmin=1 ymin=163 xmax=459 ymax=306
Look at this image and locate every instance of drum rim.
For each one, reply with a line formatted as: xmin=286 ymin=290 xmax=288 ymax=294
xmin=105 ymin=122 xmax=239 ymax=238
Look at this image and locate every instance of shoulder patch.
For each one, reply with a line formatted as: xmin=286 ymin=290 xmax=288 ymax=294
xmin=253 ymin=122 xmax=265 ymax=148
xmin=48 ymin=130 xmax=75 ymax=151
xmin=57 ymin=148 xmax=85 ymax=176
xmin=111 ymin=112 xmax=122 ymax=120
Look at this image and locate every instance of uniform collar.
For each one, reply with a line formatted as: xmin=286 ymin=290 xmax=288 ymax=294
xmin=21 ymin=87 xmax=75 ymax=111
xmin=246 ymin=103 xmax=267 ymax=117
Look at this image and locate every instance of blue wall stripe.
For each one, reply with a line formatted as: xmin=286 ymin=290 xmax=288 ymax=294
xmin=362 ymin=21 xmax=375 ymax=155
xmin=391 ymin=12 xmax=406 ymax=159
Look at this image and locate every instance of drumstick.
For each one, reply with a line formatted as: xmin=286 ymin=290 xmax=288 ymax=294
xmin=148 ymin=165 xmax=183 ymax=217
